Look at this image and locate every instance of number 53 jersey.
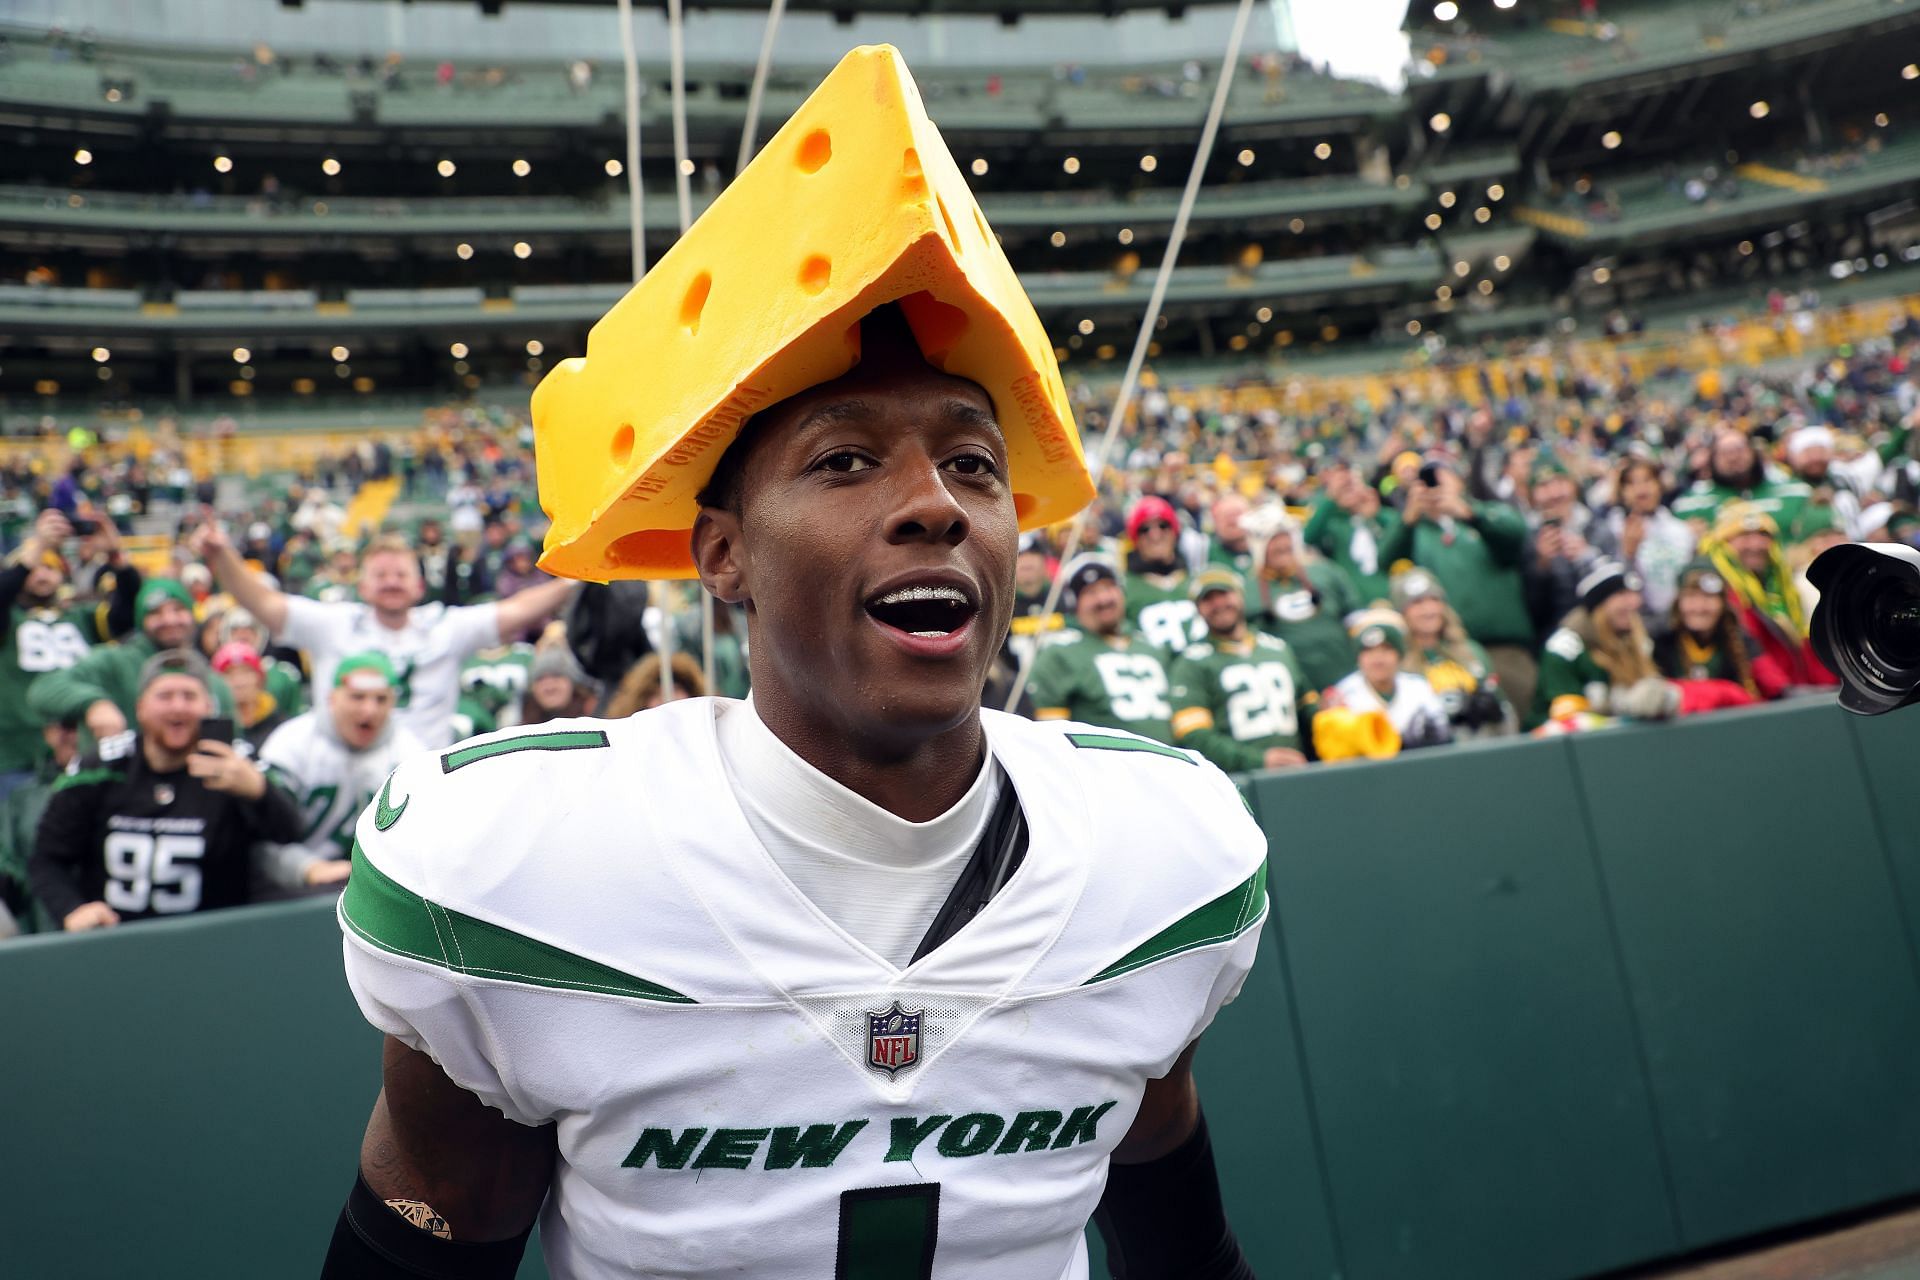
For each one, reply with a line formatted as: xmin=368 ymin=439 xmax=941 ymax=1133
xmin=339 ymin=700 xmax=1268 ymax=1280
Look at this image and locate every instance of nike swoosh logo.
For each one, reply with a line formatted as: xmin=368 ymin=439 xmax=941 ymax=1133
xmin=373 ymin=773 xmax=408 ymax=832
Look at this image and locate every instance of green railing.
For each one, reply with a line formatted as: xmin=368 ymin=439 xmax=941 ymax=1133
xmin=6 ymin=697 xmax=1920 ymax=1278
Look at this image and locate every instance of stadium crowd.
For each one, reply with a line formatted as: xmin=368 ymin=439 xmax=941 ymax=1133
xmin=0 ymin=306 xmax=1915 ymax=937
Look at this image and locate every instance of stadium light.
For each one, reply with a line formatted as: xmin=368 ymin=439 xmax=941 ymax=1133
xmin=1049 ymin=231 xmax=1066 ymax=247
xmin=1139 ymin=154 xmax=1158 ymax=173
xmin=1592 ymin=266 xmax=1612 ymax=284
xmin=1903 ymin=64 xmax=1918 ymax=81
xmin=455 ymin=243 xmax=474 ymax=260
xmin=1487 ymin=183 xmax=1506 ymax=201
xmin=678 ymin=159 xmax=695 ymax=177
xmin=1738 ymin=240 xmax=1754 ymax=255
xmin=1473 ymin=206 xmax=1492 ymax=222
xmin=513 ymin=241 xmax=533 ymax=259
xmin=1476 ymin=279 xmax=1493 ymax=295
xmin=605 ymin=159 xmax=624 ymax=177
xmin=1453 ymin=260 xmax=1470 ymax=277
xmin=213 ymin=155 xmax=233 ymax=173
xmin=512 ymin=159 xmax=532 ymax=177
xmin=1406 ymin=320 xmax=1422 ymax=335
xmin=1288 ymin=217 xmax=1305 ymax=233
xmin=1429 ymin=113 xmax=1451 ymax=133
xmin=1424 ymin=213 xmax=1443 ymax=230
xmin=1494 ymin=0 xmax=1517 ymax=7
xmin=450 ymin=342 xmax=470 ymax=359
xmin=1256 ymin=307 xmax=1273 ymax=323
xmin=1876 ymin=113 xmax=1890 ymax=128
xmin=971 ymin=158 xmax=989 ymax=176
xmin=331 ymin=346 xmax=350 ymax=362
xmin=1433 ymin=2 xmax=1459 ymax=20
xmin=232 ymin=347 xmax=251 ymax=364
xmin=322 ymin=157 xmax=341 ymax=176
xmin=1118 ymin=228 xmax=1134 ymax=245
xmin=1437 ymin=284 xmax=1452 ymax=299
xmin=525 ymin=339 xmax=544 ymax=356
xmin=1313 ymin=141 xmax=1332 ymax=160
xmin=1749 ymin=101 xmax=1770 ymax=119
xmin=1236 ymin=149 xmax=1255 ymax=166
xmin=1602 ymin=131 xmax=1622 ymax=149
xmin=1438 ymin=190 xmax=1457 ymax=208
xmin=437 ymin=159 xmax=457 ymax=177
xmin=73 ymin=149 xmax=92 ymax=166
xmin=1063 ymin=156 xmax=1080 ymax=175
xmin=1077 ymin=319 xmax=1095 ymax=335
xmin=1494 ymin=254 xmax=1512 ymax=271
xmin=91 ymin=347 xmax=110 ymax=363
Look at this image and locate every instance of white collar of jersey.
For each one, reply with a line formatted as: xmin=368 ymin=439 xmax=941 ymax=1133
xmin=654 ymin=699 xmax=1090 ymax=994
xmin=717 ymin=697 xmax=1000 ymax=871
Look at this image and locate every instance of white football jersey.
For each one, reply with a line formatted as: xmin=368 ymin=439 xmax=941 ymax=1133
xmin=281 ymin=597 xmax=501 ymax=749
xmin=339 ymin=700 xmax=1268 ymax=1280
xmin=256 ymin=710 xmax=423 ymax=888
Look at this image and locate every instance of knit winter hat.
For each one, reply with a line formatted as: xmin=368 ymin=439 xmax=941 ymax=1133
xmin=137 ymin=648 xmax=215 ymax=699
xmin=1578 ymin=561 xmax=1644 ymax=613
xmin=136 ymin=578 xmax=195 ymax=624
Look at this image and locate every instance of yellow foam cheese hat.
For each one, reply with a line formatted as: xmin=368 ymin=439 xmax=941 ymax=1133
xmin=531 ymin=44 xmax=1096 ymax=581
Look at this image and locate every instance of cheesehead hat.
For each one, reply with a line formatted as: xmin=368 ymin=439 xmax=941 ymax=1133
xmin=531 ymin=44 xmax=1095 ymax=581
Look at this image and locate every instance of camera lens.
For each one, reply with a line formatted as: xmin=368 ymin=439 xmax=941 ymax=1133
xmin=1864 ymin=577 xmax=1920 ymax=668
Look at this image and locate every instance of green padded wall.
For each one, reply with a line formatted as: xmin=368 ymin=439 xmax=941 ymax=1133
xmin=1249 ymin=736 xmax=1678 ymax=1280
xmin=1571 ymin=702 xmax=1920 ymax=1246
xmin=0 ymin=898 xmax=383 ymax=1279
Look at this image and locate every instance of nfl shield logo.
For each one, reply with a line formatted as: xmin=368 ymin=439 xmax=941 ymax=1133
xmin=866 ymin=1001 xmax=923 ymax=1078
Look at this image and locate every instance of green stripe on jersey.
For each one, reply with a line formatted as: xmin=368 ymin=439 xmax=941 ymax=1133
xmin=342 ymin=842 xmax=694 ymax=1003
xmin=1064 ymin=732 xmax=1195 ymax=764
xmin=441 ymin=728 xmax=610 ymax=774
xmin=1083 ymin=862 xmax=1267 ymax=984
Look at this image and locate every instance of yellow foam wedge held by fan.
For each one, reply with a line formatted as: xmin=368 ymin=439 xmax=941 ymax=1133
xmin=531 ymin=44 xmax=1095 ymax=581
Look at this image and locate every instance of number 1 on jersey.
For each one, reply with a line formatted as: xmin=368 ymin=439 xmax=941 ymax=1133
xmin=837 ymin=1183 xmax=939 ymax=1280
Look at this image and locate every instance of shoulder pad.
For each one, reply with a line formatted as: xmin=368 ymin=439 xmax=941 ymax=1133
xmin=1545 ymin=628 xmax=1586 ymax=662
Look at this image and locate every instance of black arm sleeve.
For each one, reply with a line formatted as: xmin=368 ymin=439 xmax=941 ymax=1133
xmin=243 ymin=774 xmax=307 ymax=844
xmin=322 ymin=1174 xmax=532 ymax=1280
xmin=1093 ymin=1111 xmax=1254 ymax=1280
xmin=27 ymin=783 xmax=97 ymax=924
xmin=99 ymin=562 xmax=142 ymax=641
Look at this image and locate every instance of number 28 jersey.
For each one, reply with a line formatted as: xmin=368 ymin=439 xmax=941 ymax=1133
xmin=340 ymin=701 xmax=1267 ymax=1280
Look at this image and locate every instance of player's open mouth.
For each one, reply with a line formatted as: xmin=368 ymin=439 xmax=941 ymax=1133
xmin=864 ymin=581 xmax=979 ymax=654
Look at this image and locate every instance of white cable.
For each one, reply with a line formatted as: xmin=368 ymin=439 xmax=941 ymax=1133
xmin=1004 ymin=0 xmax=1257 ymax=713
xmin=737 ymin=0 xmax=788 ymax=174
xmin=615 ymin=0 xmax=646 ymax=278
xmin=668 ymin=0 xmax=694 ymax=234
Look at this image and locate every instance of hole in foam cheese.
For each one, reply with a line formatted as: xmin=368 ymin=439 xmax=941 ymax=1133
xmin=530 ymin=43 xmax=1095 ymax=581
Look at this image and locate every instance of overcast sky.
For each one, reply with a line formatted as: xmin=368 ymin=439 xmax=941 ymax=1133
xmin=1282 ymin=0 xmax=1414 ymax=92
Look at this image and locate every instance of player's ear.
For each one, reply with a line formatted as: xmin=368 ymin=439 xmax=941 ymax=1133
xmin=692 ymin=507 xmax=749 ymax=605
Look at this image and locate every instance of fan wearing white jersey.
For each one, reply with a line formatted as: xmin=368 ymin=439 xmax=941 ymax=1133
xmin=322 ymin=311 xmax=1266 ymax=1280
xmin=192 ymin=528 xmax=575 ymax=749
xmin=254 ymin=652 xmax=424 ymax=893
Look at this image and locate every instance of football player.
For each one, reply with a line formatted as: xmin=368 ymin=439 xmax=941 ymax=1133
xmin=324 ymin=48 xmax=1264 ymax=1280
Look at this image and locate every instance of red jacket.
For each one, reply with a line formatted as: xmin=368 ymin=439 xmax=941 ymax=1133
xmin=1730 ymin=598 xmax=1838 ymax=698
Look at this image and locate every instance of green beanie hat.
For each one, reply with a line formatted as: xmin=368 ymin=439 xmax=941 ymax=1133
xmin=333 ymin=651 xmax=399 ymax=691
xmin=136 ymin=579 xmax=195 ymax=625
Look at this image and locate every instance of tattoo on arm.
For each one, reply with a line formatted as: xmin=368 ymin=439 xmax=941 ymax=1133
xmin=383 ymin=1199 xmax=453 ymax=1240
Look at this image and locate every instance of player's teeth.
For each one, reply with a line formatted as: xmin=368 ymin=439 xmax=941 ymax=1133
xmin=910 ymin=630 xmax=951 ymax=638
xmin=876 ymin=584 xmax=968 ymax=606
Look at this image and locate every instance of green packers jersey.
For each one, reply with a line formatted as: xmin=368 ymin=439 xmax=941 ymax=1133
xmin=1536 ymin=626 xmax=1612 ymax=719
xmin=0 ymin=604 xmax=99 ymax=772
xmin=262 ymin=655 xmax=307 ymax=718
xmin=459 ymin=644 xmax=535 ymax=728
xmin=1167 ymin=631 xmax=1313 ymax=773
xmin=1123 ymin=570 xmax=1202 ymax=651
xmin=1026 ymin=630 xmax=1174 ymax=743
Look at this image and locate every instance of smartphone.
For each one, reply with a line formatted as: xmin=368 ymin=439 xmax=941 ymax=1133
xmin=197 ymin=717 xmax=235 ymax=745
xmin=71 ymin=517 xmax=98 ymax=535
xmin=1418 ymin=462 xmax=1441 ymax=487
